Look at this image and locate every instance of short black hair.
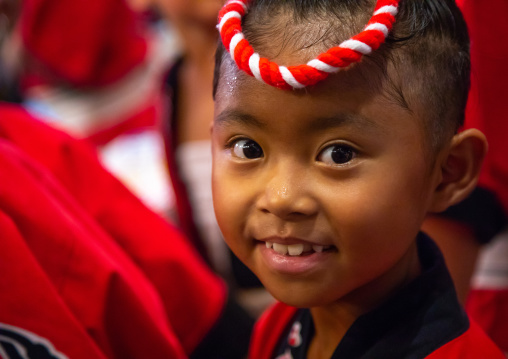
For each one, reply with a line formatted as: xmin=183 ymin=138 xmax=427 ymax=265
xmin=213 ymin=0 xmax=470 ymax=151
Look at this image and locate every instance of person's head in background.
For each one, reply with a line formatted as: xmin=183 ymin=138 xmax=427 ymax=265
xmin=143 ymin=0 xmax=223 ymax=28
xmin=0 ymin=0 xmax=20 ymax=56
xmin=134 ymin=0 xmax=223 ymax=49
xmin=0 ymin=0 xmax=22 ymax=102
xmin=211 ymin=0 xmax=486 ymax=334
xmin=132 ymin=0 xmax=225 ymax=144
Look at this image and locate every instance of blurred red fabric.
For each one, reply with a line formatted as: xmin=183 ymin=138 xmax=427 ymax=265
xmin=458 ymin=0 xmax=508 ymax=215
xmin=19 ymin=0 xmax=148 ymax=88
xmin=0 ymin=103 xmax=226 ymax=358
xmin=457 ymin=0 xmax=508 ymax=353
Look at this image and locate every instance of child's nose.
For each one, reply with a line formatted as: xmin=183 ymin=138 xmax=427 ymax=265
xmin=256 ymin=168 xmax=318 ymax=220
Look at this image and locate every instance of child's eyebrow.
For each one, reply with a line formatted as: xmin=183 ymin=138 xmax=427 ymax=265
xmin=215 ymin=109 xmax=386 ymax=134
xmin=215 ymin=109 xmax=266 ymax=129
xmin=308 ymin=113 xmax=385 ymax=134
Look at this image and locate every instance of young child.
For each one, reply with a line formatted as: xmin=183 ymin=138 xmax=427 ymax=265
xmin=211 ymin=0 xmax=505 ymax=358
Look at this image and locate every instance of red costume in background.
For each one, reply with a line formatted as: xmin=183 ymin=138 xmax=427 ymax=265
xmin=453 ymin=0 xmax=508 ymax=354
xmin=0 ymin=103 xmax=226 ymax=358
xmin=19 ymin=0 xmax=147 ymax=88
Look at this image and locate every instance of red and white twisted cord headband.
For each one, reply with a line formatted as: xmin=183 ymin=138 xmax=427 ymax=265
xmin=218 ymin=0 xmax=400 ymax=90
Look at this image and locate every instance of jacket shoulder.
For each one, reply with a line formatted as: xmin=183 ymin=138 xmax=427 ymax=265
xmin=249 ymin=302 xmax=298 ymax=359
xmin=426 ymin=320 xmax=505 ymax=358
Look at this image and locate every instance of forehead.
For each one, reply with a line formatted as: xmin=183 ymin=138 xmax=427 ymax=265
xmin=214 ymin=56 xmax=418 ymax=137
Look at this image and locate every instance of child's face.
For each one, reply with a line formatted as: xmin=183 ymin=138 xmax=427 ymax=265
xmin=212 ymin=59 xmax=441 ymax=308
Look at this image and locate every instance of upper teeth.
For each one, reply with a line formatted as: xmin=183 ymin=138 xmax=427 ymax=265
xmin=265 ymin=242 xmax=330 ymax=256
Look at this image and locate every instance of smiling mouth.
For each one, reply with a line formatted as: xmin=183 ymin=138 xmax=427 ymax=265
xmin=264 ymin=241 xmax=335 ymax=256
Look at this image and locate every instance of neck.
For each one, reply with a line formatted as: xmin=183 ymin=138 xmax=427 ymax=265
xmin=307 ymin=304 xmax=358 ymax=359
xmin=172 ymin=20 xmax=217 ymax=73
xmin=308 ymin=241 xmax=421 ymax=359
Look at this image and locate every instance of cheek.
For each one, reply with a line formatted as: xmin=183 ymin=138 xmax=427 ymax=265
xmin=212 ymin=166 xmax=231 ymax=228
xmin=212 ymin=160 xmax=247 ymax=245
xmin=327 ymin=166 xmax=428 ymax=251
xmin=212 ymin=181 xmax=254 ymax=267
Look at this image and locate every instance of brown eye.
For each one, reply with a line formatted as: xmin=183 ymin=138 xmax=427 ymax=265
xmin=233 ymin=139 xmax=263 ymax=159
xmin=318 ymin=144 xmax=356 ymax=165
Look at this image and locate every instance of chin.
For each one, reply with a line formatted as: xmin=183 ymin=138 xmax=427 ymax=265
xmin=273 ymin=293 xmax=327 ymax=308
xmin=264 ymin=282 xmax=333 ymax=308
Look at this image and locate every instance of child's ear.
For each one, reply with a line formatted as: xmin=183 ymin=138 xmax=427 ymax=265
xmin=429 ymin=129 xmax=488 ymax=213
